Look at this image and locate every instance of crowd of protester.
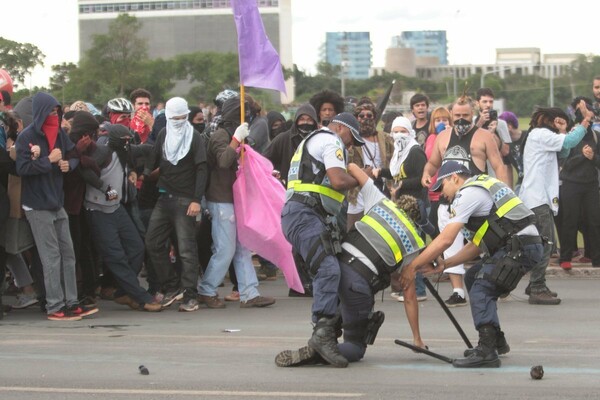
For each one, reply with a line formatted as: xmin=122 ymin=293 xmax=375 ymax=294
xmin=1 ymin=76 xmax=599 ymax=321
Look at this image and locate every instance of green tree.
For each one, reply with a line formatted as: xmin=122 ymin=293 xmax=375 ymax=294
xmin=84 ymin=14 xmax=148 ymax=95
xmin=49 ymin=62 xmax=78 ymax=104
xmin=0 ymin=37 xmax=45 ymax=86
xmin=172 ymin=52 xmax=239 ymax=101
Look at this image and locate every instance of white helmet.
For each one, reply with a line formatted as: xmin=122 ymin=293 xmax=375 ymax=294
xmin=107 ymin=97 xmax=133 ymax=113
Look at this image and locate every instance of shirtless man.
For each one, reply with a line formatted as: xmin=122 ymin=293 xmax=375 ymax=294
xmin=421 ymin=95 xmax=508 ymax=307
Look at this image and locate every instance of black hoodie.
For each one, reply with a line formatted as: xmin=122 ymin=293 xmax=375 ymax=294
xmin=263 ymin=103 xmax=318 ymax=183
xmin=15 ymin=92 xmax=78 ymax=211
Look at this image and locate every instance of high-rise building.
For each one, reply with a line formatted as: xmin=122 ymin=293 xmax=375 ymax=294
xmin=322 ymin=32 xmax=372 ymax=80
xmin=77 ymin=0 xmax=294 ymax=102
xmin=391 ymin=30 xmax=447 ymax=66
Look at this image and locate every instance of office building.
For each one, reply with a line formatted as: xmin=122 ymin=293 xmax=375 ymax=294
xmin=322 ymin=32 xmax=372 ymax=80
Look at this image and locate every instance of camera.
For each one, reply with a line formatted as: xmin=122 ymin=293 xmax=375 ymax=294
xmin=488 ymin=109 xmax=498 ymax=120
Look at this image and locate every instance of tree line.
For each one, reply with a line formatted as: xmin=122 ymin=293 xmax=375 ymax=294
xmin=2 ymin=14 xmax=600 ymax=116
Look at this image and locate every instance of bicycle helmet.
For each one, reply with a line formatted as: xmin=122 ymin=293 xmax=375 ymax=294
xmin=214 ymin=89 xmax=239 ymax=108
xmin=107 ymin=97 xmax=133 ymax=114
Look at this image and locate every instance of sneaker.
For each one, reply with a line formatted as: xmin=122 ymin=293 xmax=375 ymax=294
xmin=69 ymin=305 xmax=99 ymax=317
xmin=47 ymin=308 xmax=82 ymax=321
xmin=179 ymin=298 xmax=200 ymax=312
xmin=79 ymin=296 xmax=98 ymax=308
xmin=197 ymin=294 xmax=226 ymax=309
xmin=240 ymin=295 xmax=276 ymax=308
xmin=528 ymin=288 xmax=561 ymax=305
xmin=525 ymin=283 xmax=557 ymax=297
xmin=12 ymin=293 xmax=39 ymax=309
xmin=577 ymin=256 xmax=592 ymax=264
xmin=255 ymin=271 xmax=267 ymax=281
xmin=390 ymin=292 xmax=402 ymax=300
xmin=288 ymin=288 xmax=312 ymax=297
xmin=560 ymin=262 xmax=572 ymax=271
xmin=445 ymin=292 xmax=467 ymax=307
xmin=161 ymin=289 xmax=184 ymax=307
xmin=143 ymin=302 xmax=163 ymax=312
xmin=224 ymin=291 xmax=240 ymax=302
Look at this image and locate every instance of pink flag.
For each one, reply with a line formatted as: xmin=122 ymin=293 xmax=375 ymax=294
xmin=233 ymin=145 xmax=303 ymax=293
xmin=231 ymin=0 xmax=287 ymax=93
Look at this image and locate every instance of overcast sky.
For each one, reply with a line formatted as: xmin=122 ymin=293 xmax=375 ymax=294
xmin=3 ymin=0 xmax=598 ymax=88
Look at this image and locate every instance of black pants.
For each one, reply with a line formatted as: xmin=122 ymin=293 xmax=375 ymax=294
xmin=558 ymin=181 xmax=600 ymax=265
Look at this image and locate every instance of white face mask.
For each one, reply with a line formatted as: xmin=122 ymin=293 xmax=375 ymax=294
xmin=392 ymin=132 xmax=410 ymax=143
xmin=170 ymin=119 xmax=188 ymax=130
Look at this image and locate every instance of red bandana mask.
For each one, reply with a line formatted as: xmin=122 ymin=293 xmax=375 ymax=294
xmin=42 ymin=114 xmax=60 ymax=150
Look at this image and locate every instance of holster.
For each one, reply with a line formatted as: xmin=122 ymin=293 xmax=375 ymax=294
xmin=488 ymin=256 xmax=525 ymax=294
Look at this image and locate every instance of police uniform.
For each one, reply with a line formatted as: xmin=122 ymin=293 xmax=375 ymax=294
xmin=445 ymin=173 xmax=543 ymax=367
xmin=337 ymin=180 xmax=425 ymax=361
xmin=281 ymin=127 xmax=349 ymax=322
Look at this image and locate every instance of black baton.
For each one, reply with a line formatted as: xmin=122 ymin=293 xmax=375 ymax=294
xmin=423 ymin=277 xmax=473 ymax=348
xmin=394 ymin=339 xmax=454 ymax=364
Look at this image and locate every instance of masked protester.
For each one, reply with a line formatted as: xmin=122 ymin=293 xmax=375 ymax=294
xmin=188 ymin=106 xmax=206 ymax=134
xmin=346 ymin=97 xmax=394 ymax=232
xmin=15 ymin=92 xmax=98 ymax=321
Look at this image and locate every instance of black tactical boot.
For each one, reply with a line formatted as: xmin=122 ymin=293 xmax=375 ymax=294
xmin=464 ymin=327 xmax=510 ymax=356
xmin=453 ymin=324 xmax=500 ymax=368
xmin=275 ymin=346 xmax=327 ymax=367
xmin=308 ymin=317 xmax=349 ymax=368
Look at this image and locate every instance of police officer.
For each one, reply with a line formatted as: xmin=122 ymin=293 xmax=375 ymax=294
xmin=281 ymin=112 xmax=364 ymax=368
xmin=276 ymin=163 xmax=429 ymax=367
xmin=400 ymin=161 xmax=543 ymax=368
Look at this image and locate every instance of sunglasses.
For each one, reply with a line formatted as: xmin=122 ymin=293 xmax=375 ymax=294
xmin=358 ymin=112 xmax=374 ymax=119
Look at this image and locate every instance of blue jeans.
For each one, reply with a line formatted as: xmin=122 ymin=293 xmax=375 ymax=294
xmin=87 ymin=206 xmax=153 ymax=305
xmin=25 ymin=208 xmax=78 ymax=314
xmin=145 ymin=194 xmax=200 ymax=299
xmin=197 ymin=202 xmax=259 ymax=302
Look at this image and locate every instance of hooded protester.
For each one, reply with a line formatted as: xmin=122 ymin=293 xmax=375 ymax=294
xmin=15 ymin=92 xmax=98 ymax=321
xmin=79 ymin=123 xmax=161 ymax=312
xmin=263 ymin=103 xmax=318 ymax=184
xmin=188 ymin=106 xmax=206 ymax=134
xmin=266 ymin=111 xmax=286 ymax=140
xmin=144 ymin=97 xmax=209 ymax=312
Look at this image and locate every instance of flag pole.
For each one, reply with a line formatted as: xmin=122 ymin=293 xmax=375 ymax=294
xmin=239 ymin=84 xmax=246 ymax=164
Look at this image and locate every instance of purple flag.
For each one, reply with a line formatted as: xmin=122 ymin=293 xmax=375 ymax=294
xmin=232 ymin=0 xmax=287 ymax=94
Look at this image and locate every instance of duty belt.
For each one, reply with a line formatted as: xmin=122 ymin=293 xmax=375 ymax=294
xmin=340 ymin=249 xmax=387 ymax=292
xmin=289 ymin=192 xmax=327 ymax=216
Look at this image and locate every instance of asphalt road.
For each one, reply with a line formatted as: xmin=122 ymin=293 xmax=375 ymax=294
xmin=1 ymin=275 xmax=599 ymax=399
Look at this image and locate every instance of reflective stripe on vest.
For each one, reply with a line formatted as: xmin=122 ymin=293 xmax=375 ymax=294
xmin=461 ymin=175 xmax=533 ymax=247
xmin=356 ymin=198 xmax=425 ymax=266
xmin=286 ymin=129 xmax=346 ymax=213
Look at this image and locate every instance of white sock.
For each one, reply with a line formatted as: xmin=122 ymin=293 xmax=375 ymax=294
xmin=453 ymin=288 xmax=465 ymax=299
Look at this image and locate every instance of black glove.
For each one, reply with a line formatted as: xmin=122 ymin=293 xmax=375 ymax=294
xmin=105 ymin=185 xmax=118 ymax=201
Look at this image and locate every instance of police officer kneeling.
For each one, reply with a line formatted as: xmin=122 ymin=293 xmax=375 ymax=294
xmin=400 ymin=161 xmax=543 ymax=368
xmin=276 ymin=163 xmax=428 ymax=367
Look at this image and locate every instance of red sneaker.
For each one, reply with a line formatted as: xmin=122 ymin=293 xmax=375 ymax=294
xmin=560 ymin=262 xmax=572 ymax=271
xmin=577 ymin=257 xmax=592 ymax=264
xmin=69 ymin=305 xmax=99 ymax=317
xmin=48 ymin=309 xmax=82 ymax=321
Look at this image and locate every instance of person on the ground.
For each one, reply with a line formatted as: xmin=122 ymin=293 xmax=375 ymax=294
xmin=281 ymin=112 xmax=363 ymax=368
xmin=276 ymin=164 xmax=427 ymax=367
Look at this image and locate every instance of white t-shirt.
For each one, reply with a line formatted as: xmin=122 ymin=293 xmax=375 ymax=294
xmin=518 ymin=128 xmax=565 ymax=214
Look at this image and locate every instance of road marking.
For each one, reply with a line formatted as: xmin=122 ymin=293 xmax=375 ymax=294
xmin=0 ymin=386 xmax=363 ymax=397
